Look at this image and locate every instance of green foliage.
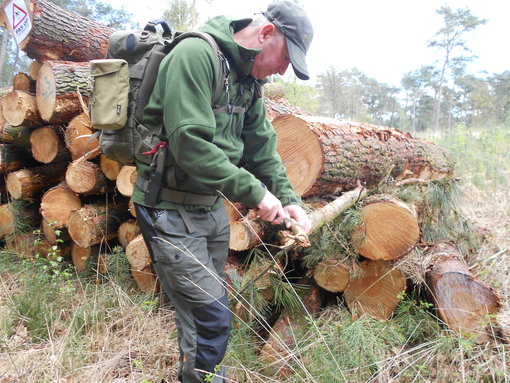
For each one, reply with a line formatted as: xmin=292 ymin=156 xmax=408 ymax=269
xmin=275 ymin=77 xmax=319 ymax=113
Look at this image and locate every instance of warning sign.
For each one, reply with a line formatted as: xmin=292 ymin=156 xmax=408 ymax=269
xmin=4 ymin=0 xmax=32 ymax=45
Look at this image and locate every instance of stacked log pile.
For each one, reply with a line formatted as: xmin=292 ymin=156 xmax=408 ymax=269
xmin=0 ymin=0 xmax=504 ymax=377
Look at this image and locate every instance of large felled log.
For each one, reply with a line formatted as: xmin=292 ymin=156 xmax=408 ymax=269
xmin=272 ymin=114 xmax=454 ymax=197
xmin=259 ymin=280 xmax=323 ymax=378
xmin=40 ymin=181 xmax=81 ymax=228
xmin=125 ymin=234 xmax=159 ymax=293
xmin=65 ymin=159 xmax=110 ymax=195
xmin=68 ymin=201 xmax=131 ymax=248
xmin=0 ymin=0 xmax=112 ymax=62
xmin=344 ymin=260 xmax=407 ymax=320
xmin=30 ymin=125 xmax=69 ymax=163
xmin=117 ymin=219 xmax=141 ymax=249
xmin=313 ymin=258 xmax=352 ymax=293
xmin=36 ymin=60 xmax=90 ymax=123
xmin=64 ymin=113 xmax=99 ymax=159
xmin=352 ymin=195 xmax=420 ymax=261
xmin=425 ymin=242 xmax=501 ymax=342
xmin=2 ymin=90 xmax=44 ymax=127
xmin=6 ymin=162 xmax=67 ymax=201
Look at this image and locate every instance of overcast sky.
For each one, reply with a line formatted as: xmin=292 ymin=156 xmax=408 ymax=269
xmin=104 ymin=0 xmax=510 ymax=87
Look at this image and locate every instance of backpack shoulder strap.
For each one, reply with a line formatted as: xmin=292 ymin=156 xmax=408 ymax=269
xmin=172 ymin=31 xmax=245 ymax=115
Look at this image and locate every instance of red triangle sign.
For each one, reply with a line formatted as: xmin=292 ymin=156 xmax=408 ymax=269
xmin=12 ymin=3 xmax=27 ymax=29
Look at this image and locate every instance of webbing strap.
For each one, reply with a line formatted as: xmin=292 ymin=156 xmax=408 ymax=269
xmin=213 ymin=105 xmax=246 ymax=115
xmin=136 ymin=178 xmax=218 ymax=206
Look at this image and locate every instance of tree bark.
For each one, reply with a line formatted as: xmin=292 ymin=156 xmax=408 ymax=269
xmin=65 ymin=159 xmax=110 ymax=195
xmin=0 ymin=143 xmax=33 ymax=173
xmin=36 ymin=60 xmax=90 ymax=123
xmin=64 ymin=113 xmax=98 ymax=159
xmin=13 ymin=72 xmax=36 ymax=93
xmin=67 ymin=201 xmax=131 ymax=248
xmin=30 ymin=125 xmax=69 ymax=163
xmin=425 ymin=242 xmax=501 ymax=342
xmin=272 ymin=114 xmax=454 ymax=197
xmin=40 ymin=181 xmax=81 ymax=228
xmin=0 ymin=123 xmax=32 ymax=146
xmin=2 ymin=90 xmax=44 ymax=127
xmin=0 ymin=0 xmax=112 ymax=62
xmin=352 ymin=195 xmax=420 ymax=261
xmin=344 ymin=260 xmax=407 ymax=320
xmin=6 ymin=162 xmax=66 ymax=201
xmin=117 ymin=219 xmax=141 ymax=249
xmin=125 ymin=234 xmax=159 ymax=293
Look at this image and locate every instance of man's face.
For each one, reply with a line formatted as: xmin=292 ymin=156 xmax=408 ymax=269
xmin=250 ymin=31 xmax=291 ymax=80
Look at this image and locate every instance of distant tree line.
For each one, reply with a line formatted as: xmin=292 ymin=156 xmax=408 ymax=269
xmin=0 ymin=1 xmax=507 ymax=131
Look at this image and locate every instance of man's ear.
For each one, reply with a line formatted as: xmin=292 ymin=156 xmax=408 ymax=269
xmin=259 ymin=23 xmax=276 ymax=42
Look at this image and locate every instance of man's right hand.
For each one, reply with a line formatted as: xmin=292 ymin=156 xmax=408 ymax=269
xmin=255 ymin=189 xmax=286 ymax=224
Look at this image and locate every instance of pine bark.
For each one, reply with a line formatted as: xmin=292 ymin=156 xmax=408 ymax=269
xmin=0 ymin=143 xmax=33 ymax=173
xmin=0 ymin=0 xmax=112 ymax=62
xmin=0 ymin=124 xmax=32 ymax=146
xmin=272 ymin=115 xmax=454 ymax=197
xmin=36 ymin=60 xmax=90 ymax=123
xmin=6 ymin=162 xmax=67 ymax=201
xmin=425 ymin=242 xmax=501 ymax=342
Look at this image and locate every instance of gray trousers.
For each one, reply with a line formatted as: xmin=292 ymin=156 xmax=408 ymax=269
xmin=135 ymin=203 xmax=230 ymax=383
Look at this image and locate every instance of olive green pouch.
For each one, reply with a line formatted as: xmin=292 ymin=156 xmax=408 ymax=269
xmin=89 ymin=59 xmax=129 ymax=130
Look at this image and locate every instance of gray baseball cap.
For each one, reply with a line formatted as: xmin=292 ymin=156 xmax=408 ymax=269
xmin=262 ymin=1 xmax=313 ymax=80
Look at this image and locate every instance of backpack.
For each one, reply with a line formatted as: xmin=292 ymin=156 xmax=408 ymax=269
xmin=89 ymin=20 xmax=249 ymax=208
xmin=89 ymin=20 xmax=237 ymax=167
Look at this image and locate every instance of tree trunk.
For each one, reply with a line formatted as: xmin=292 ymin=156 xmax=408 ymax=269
xmin=36 ymin=60 xmax=90 ymax=123
xmin=117 ymin=219 xmax=141 ymax=249
xmin=100 ymin=154 xmax=122 ymax=181
xmin=6 ymin=162 xmax=66 ymax=201
xmin=4 ymin=230 xmax=71 ymax=259
xmin=64 ymin=113 xmax=98 ymax=159
xmin=0 ymin=0 xmax=112 ymax=62
xmin=0 ymin=143 xmax=33 ymax=173
xmin=30 ymin=125 xmax=70 ymax=163
xmin=2 ymin=90 xmax=44 ymax=126
xmin=40 ymin=181 xmax=81 ymax=228
xmin=425 ymin=242 xmax=501 ymax=342
xmin=125 ymin=234 xmax=159 ymax=293
xmin=272 ymin=114 xmax=454 ymax=197
xmin=0 ymin=123 xmax=32 ymax=146
xmin=67 ymin=201 xmax=131 ymax=248
xmin=13 ymin=72 xmax=36 ymax=93
xmin=65 ymin=159 xmax=110 ymax=195
xmin=70 ymin=242 xmax=104 ymax=272
xmin=0 ymin=203 xmax=39 ymax=238
xmin=259 ymin=280 xmax=323 ymax=378
xmin=116 ymin=165 xmax=137 ymax=197
xmin=229 ymin=209 xmax=266 ymax=251
xmin=352 ymin=195 xmax=420 ymax=261
xmin=344 ymin=260 xmax=407 ymax=320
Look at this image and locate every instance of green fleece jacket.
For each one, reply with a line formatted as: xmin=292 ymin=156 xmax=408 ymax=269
xmin=131 ymin=16 xmax=299 ymax=210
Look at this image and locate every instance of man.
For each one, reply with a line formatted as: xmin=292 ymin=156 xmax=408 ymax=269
xmin=132 ymin=1 xmax=313 ymax=381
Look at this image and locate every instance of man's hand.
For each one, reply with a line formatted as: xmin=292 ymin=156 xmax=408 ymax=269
xmin=284 ymin=204 xmax=312 ymax=234
xmin=256 ymin=190 xmax=286 ymax=223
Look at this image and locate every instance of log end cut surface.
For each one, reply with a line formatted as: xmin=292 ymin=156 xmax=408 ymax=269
xmin=40 ymin=184 xmax=82 ymax=228
xmin=68 ymin=209 xmax=95 ymax=248
xmin=354 ymin=199 xmax=420 ymax=260
xmin=272 ymin=114 xmax=323 ymax=196
xmin=35 ymin=62 xmax=57 ymax=122
xmin=0 ymin=204 xmax=14 ymax=237
xmin=344 ymin=260 xmax=406 ymax=320
xmin=314 ymin=259 xmax=351 ymax=292
xmin=30 ymin=126 xmax=60 ymax=163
